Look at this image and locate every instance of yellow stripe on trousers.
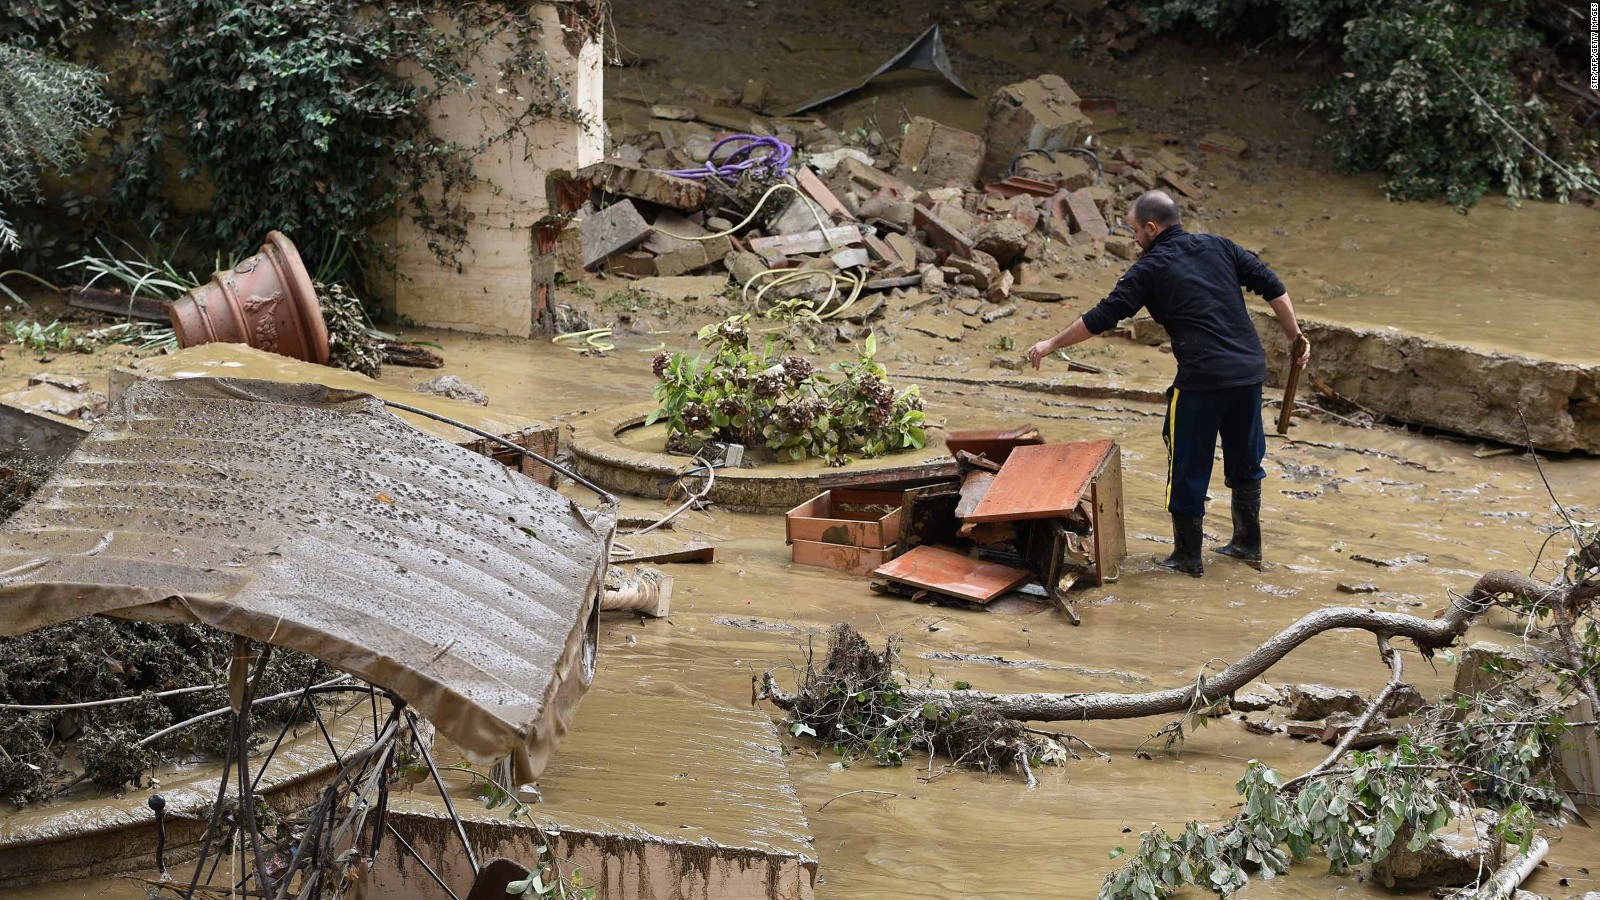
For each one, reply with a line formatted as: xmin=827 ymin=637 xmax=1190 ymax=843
xmin=1164 ymin=388 xmax=1180 ymax=510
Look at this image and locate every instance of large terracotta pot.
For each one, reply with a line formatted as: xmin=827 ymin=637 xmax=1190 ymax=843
xmin=168 ymin=231 xmax=330 ymax=365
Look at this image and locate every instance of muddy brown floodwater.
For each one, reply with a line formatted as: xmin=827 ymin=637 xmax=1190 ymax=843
xmin=8 ymin=331 xmax=1600 ymax=899
xmin=419 ymin=338 xmax=1600 ymax=899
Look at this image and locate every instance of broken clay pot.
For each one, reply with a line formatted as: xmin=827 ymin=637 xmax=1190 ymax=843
xmin=168 ymin=231 xmax=330 ymax=365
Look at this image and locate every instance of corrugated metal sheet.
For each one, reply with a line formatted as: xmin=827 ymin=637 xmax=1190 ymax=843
xmin=0 ymin=377 xmax=614 ymax=781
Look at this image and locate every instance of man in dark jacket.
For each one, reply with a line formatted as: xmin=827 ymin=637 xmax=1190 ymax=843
xmin=1026 ymin=190 xmax=1310 ymax=577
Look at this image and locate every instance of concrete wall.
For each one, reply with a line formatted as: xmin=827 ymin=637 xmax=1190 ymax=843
xmin=377 ymin=3 xmax=605 ymax=337
xmin=1254 ymin=312 xmax=1600 ymax=453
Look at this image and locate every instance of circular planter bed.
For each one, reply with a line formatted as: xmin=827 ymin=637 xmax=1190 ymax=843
xmin=569 ymin=402 xmax=958 ymax=513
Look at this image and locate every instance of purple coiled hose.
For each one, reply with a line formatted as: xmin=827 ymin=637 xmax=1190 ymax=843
xmin=660 ymin=134 xmax=793 ymax=182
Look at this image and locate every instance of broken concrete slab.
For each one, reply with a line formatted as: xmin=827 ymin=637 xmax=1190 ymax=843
xmin=749 ymin=225 xmax=863 ymax=262
xmin=889 ymin=291 xmax=939 ymax=315
xmin=905 ymin=314 xmax=966 ymax=342
xmin=1011 ymin=282 xmax=1080 ymax=303
xmin=654 ymin=235 xmax=733 ymax=277
xmin=581 ymin=200 xmax=652 ymax=269
xmin=971 ymin=218 xmax=1032 ymax=268
xmin=1254 ymin=313 xmax=1600 ymax=453
xmin=626 ymin=275 xmax=730 ymax=301
xmin=898 ymin=116 xmax=985 ymax=189
xmin=1285 ymin=684 xmax=1367 ymax=721
xmin=830 ymin=247 xmax=870 ymax=270
xmin=981 ymin=74 xmax=1094 ymax=182
xmin=641 ymin=212 xmax=710 ymax=255
xmin=0 ymin=379 xmax=107 ymax=421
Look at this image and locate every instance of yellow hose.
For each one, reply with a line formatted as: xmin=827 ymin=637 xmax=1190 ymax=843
xmin=553 ymin=328 xmax=614 ymax=352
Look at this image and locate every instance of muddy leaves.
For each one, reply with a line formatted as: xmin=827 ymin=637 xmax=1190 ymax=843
xmin=1097 ymin=715 xmax=1558 ymax=900
xmin=766 ymin=624 xmax=1060 ymax=774
xmin=0 ymin=620 xmax=332 ymax=802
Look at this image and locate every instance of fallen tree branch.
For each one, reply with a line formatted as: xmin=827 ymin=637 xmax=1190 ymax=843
xmin=895 ymin=571 xmax=1540 ymax=723
xmin=1285 ymin=637 xmax=1404 ymax=792
xmin=1462 ymin=835 xmax=1549 ymax=900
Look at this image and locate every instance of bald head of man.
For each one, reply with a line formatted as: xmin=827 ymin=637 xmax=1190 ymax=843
xmin=1126 ymin=190 xmax=1182 ymax=250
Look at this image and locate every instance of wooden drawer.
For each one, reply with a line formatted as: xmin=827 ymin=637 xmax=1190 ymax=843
xmin=785 ymin=489 xmax=904 ymax=549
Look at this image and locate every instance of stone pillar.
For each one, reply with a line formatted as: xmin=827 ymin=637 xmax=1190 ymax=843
xmin=380 ymin=3 xmax=604 ymax=337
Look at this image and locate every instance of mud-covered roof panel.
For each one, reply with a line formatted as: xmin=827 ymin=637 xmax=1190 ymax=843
xmin=0 ymin=377 xmax=613 ymax=780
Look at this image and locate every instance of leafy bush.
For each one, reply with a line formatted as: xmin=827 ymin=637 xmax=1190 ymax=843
xmin=647 ymin=316 xmax=926 ymax=466
xmin=0 ymin=43 xmax=112 ymax=252
xmin=5 ymin=0 xmax=597 ymax=279
xmin=1140 ymin=0 xmax=1597 ymax=207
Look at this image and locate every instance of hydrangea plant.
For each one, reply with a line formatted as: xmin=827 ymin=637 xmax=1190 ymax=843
xmin=647 ymin=316 xmax=925 ymax=466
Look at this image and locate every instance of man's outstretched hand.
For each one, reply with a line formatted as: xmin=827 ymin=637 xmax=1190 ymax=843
xmin=1026 ymin=339 xmax=1055 ymax=370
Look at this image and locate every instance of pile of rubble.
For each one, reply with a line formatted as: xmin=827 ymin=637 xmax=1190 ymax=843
xmin=562 ymin=74 xmax=1244 ymax=347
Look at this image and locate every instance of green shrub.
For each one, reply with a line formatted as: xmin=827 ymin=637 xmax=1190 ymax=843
xmin=5 ymin=0 xmax=597 ymax=279
xmin=1140 ymin=0 xmax=1598 ymax=207
xmin=648 ymin=316 xmax=926 ymax=466
xmin=0 ymin=43 xmax=112 ymax=252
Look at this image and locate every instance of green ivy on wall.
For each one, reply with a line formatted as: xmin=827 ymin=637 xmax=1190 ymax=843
xmin=3 ymin=0 xmax=601 ymax=281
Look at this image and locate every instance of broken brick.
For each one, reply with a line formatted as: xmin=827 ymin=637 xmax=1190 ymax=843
xmin=1159 ymin=170 xmax=1205 ymax=199
xmin=1199 ymin=131 xmax=1249 ymax=158
xmin=1058 ymin=189 xmax=1109 ymax=241
xmin=601 ymin=250 xmax=657 ymax=278
xmin=1152 ymin=148 xmax=1193 ymax=177
xmin=946 ymin=254 xmax=999 ymax=291
xmin=578 ymin=160 xmax=707 ymax=212
xmin=739 ymin=79 xmax=767 ymax=110
xmin=914 ymin=205 xmax=975 ymax=259
xmin=1105 ymin=235 xmax=1139 ymax=261
xmin=836 ymin=157 xmax=915 ymax=198
xmin=858 ymin=196 xmax=915 ymax=231
xmin=653 ymin=235 xmax=733 ymax=277
xmin=795 ymin=167 xmax=852 ymax=220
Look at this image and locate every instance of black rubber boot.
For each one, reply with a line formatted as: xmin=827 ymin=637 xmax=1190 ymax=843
xmin=1155 ymin=514 xmax=1204 ymax=577
xmin=1213 ymin=481 xmax=1263 ymax=568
